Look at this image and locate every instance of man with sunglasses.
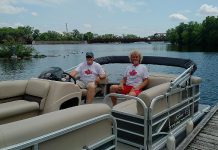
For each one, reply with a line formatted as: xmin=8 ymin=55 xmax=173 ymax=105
xmin=70 ymin=52 xmax=106 ymax=103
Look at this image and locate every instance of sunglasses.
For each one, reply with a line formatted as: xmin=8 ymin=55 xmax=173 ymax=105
xmin=86 ymin=56 xmax=93 ymax=59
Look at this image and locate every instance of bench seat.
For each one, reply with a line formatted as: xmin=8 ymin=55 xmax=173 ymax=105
xmin=0 ymin=78 xmax=82 ymax=124
xmin=113 ymin=99 xmax=138 ymax=115
xmin=0 ymin=104 xmax=114 ymax=150
xmin=0 ymin=100 xmax=39 ymax=120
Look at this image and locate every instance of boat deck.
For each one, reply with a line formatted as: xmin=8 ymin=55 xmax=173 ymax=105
xmin=177 ymin=105 xmax=218 ymax=150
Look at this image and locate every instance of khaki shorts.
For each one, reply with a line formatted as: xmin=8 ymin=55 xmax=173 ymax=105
xmin=76 ymin=80 xmax=96 ymax=89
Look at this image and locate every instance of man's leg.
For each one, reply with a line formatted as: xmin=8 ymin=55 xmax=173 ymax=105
xmin=128 ymin=89 xmax=142 ymax=96
xmin=86 ymin=82 xmax=97 ymax=104
xmin=110 ymin=85 xmax=119 ymax=106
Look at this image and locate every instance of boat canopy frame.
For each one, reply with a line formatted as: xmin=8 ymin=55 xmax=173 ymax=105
xmin=94 ymin=56 xmax=197 ymax=74
xmin=65 ymin=56 xmax=197 ymax=74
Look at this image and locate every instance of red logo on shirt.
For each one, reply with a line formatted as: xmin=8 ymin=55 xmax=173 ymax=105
xmin=129 ymin=70 xmax=137 ymax=76
xmin=85 ymin=69 xmax=92 ymax=75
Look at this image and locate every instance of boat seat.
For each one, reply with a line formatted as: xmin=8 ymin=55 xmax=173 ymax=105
xmin=0 ymin=79 xmax=49 ymax=124
xmin=0 ymin=78 xmax=82 ymax=124
xmin=0 ymin=104 xmax=116 ymax=150
xmin=0 ymin=100 xmax=39 ymax=123
xmin=113 ymin=99 xmax=138 ymax=115
xmin=113 ymin=75 xmax=202 ymax=116
xmin=111 ymin=75 xmax=202 ymax=148
xmin=146 ymin=73 xmax=176 ymax=89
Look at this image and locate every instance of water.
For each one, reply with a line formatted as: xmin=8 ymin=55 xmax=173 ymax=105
xmin=0 ymin=42 xmax=217 ymax=106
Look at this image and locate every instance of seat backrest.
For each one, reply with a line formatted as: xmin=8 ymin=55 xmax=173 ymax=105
xmin=0 ymin=104 xmax=113 ymax=150
xmin=25 ymin=78 xmax=50 ymax=110
xmin=146 ymin=74 xmax=175 ymax=89
xmin=137 ymin=82 xmax=170 ymax=116
xmin=42 ymin=80 xmax=82 ymax=113
xmin=0 ymin=80 xmax=28 ymax=103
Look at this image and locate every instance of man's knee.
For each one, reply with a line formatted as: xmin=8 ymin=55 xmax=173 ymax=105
xmin=110 ymin=85 xmax=118 ymax=92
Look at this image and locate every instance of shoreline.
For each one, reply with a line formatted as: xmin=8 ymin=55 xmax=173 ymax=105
xmin=32 ymin=40 xmax=87 ymax=45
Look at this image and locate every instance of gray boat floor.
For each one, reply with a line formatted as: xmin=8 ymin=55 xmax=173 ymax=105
xmin=117 ymin=142 xmax=139 ymax=150
xmin=177 ymin=105 xmax=218 ymax=150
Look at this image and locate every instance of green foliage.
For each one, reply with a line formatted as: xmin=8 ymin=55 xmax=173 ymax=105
xmin=0 ymin=41 xmax=36 ymax=58
xmin=166 ymin=16 xmax=218 ymax=51
xmin=0 ymin=26 xmax=33 ymax=44
xmin=39 ymin=31 xmax=63 ymax=41
xmin=83 ymin=32 xmax=94 ymax=41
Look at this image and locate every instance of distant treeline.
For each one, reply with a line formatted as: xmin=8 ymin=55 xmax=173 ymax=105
xmin=166 ymin=16 xmax=218 ymax=51
xmin=0 ymin=26 xmax=166 ymax=45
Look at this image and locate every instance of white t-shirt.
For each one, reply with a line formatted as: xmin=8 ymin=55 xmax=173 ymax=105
xmin=124 ymin=64 xmax=149 ymax=87
xmin=75 ymin=61 xmax=105 ymax=84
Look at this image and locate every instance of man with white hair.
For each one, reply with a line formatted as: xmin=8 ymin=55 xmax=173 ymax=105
xmin=110 ymin=50 xmax=149 ymax=106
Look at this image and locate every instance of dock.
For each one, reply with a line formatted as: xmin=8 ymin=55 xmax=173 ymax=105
xmin=177 ymin=105 xmax=218 ymax=150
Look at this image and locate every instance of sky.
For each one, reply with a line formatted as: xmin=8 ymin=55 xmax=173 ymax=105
xmin=0 ymin=0 xmax=218 ymax=37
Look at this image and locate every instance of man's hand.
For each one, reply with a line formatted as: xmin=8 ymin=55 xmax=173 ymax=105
xmin=118 ymin=84 xmax=124 ymax=92
xmin=95 ymin=77 xmax=100 ymax=85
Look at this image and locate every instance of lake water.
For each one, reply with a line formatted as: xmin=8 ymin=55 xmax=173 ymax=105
xmin=0 ymin=42 xmax=218 ymax=106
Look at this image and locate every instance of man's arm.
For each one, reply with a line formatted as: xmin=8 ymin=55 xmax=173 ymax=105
xmin=134 ymin=78 xmax=149 ymax=90
xmin=99 ymin=73 xmax=106 ymax=79
xmin=70 ymin=70 xmax=78 ymax=77
xmin=98 ymin=65 xmax=106 ymax=79
xmin=118 ymin=77 xmax=127 ymax=90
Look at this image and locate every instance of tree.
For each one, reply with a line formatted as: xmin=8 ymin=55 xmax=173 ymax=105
xmin=72 ymin=29 xmax=80 ymax=40
xmin=83 ymin=32 xmax=94 ymax=41
xmin=32 ymin=29 xmax=40 ymax=40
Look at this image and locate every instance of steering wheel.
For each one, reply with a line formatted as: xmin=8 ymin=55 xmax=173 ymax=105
xmin=62 ymin=72 xmax=77 ymax=84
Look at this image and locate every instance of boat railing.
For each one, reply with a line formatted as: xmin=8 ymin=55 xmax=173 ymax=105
xmin=103 ymin=93 xmax=149 ymax=150
xmin=2 ymin=114 xmax=117 ymax=150
xmin=149 ymin=74 xmax=199 ymax=149
xmin=169 ymin=65 xmax=194 ymax=91
xmin=103 ymin=69 xmax=200 ymax=149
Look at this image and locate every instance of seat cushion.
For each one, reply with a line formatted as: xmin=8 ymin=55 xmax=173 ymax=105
xmin=0 ymin=104 xmax=111 ymax=149
xmin=113 ymin=99 xmax=138 ymax=115
xmin=0 ymin=80 xmax=27 ymax=100
xmin=0 ymin=100 xmax=39 ymax=120
xmin=25 ymin=79 xmax=50 ymax=99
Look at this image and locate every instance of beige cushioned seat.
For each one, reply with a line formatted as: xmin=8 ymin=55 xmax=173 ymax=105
xmin=113 ymin=99 xmax=138 ymax=115
xmin=25 ymin=79 xmax=50 ymax=110
xmin=0 ymin=79 xmax=50 ymax=124
xmin=0 ymin=104 xmax=112 ymax=150
xmin=113 ymin=75 xmax=202 ymax=117
xmin=0 ymin=78 xmax=82 ymax=124
xmin=0 ymin=100 xmax=39 ymax=120
xmin=0 ymin=80 xmax=27 ymax=103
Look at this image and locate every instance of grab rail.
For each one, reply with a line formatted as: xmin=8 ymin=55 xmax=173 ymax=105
xmin=103 ymin=93 xmax=150 ymax=150
xmin=149 ymin=84 xmax=198 ymax=149
xmin=169 ymin=66 xmax=193 ymax=90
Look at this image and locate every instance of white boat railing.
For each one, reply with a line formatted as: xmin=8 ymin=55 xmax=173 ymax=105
xmin=104 ymin=93 xmax=149 ymax=150
xmin=169 ymin=65 xmax=194 ymax=90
